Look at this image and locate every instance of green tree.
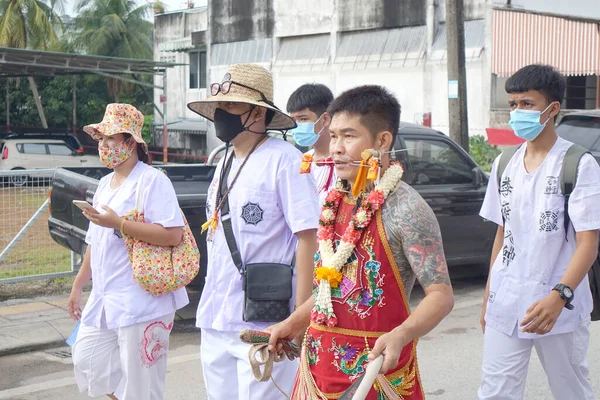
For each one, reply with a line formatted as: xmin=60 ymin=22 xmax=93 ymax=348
xmin=469 ymin=135 xmax=501 ymax=173
xmin=73 ymin=0 xmax=153 ymax=102
xmin=0 ymin=0 xmax=65 ymax=128
xmin=0 ymin=0 xmax=64 ymax=49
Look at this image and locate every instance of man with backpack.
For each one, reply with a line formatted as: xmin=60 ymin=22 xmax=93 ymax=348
xmin=478 ymin=64 xmax=600 ymax=400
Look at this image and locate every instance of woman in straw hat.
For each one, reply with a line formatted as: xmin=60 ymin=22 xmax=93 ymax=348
xmin=189 ymin=64 xmax=320 ymax=399
xmin=67 ymin=103 xmax=190 ymax=400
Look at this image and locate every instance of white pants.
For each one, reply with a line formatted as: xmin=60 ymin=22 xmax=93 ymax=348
xmin=200 ymin=328 xmax=299 ymax=400
xmin=72 ymin=313 xmax=175 ymax=399
xmin=478 ymin=324 xmax=595 ymax=400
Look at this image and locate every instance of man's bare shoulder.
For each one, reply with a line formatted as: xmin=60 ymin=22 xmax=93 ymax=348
xmin=382 ymin=181 xmax=450 ymax=288
xmin=382 ymin=181 xmax=436 ymax=234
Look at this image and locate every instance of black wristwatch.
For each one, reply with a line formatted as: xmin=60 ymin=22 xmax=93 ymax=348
xmin=552 ymin=284 xmax=574 ymax=310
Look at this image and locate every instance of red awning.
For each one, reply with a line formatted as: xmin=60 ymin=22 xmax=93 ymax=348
xmin=486 ymin=128 xmax=526 ymax=146
xmin=492 ymin=9 xmax=600 ymax=77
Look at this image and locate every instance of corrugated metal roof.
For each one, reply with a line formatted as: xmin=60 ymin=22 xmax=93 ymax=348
xmin=335 ymin=26 xmax=427 ymax=67
xmin=153 ymin=119 xmax=207 ymax=134
xmin=492 ymin=9 xmax=600 ymax=77
xmin=276 ymin=34 xmax=330 ymax=62
xmin=0 ymin=47 xmax=181 ymax=77
xmin=158 ymin=37 xmax=194 ymax=53
xmin=211 ymin=39 xmax=272 ymax=66
xmin=155 ymin=6 xmax=208 ymax=16
xmin=383 ymin=25 xmax=429 ymax=55
xmin=337 ymin=30 xmax=388 ymax=58
xmin=429 ymin=19 xmax=485 ymax=62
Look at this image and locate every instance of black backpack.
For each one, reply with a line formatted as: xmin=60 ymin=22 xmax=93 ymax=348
xmin=497 ymin=144 xmax=600 ymax=321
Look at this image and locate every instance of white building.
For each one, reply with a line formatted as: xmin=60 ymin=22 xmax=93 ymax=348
xmin=154 ymin=0 xmax=600 ymax=155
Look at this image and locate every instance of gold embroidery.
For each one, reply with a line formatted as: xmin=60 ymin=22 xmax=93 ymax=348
xmin=309 ymin=321 xmax=386 ymax=338
xmin=318 ymin=344 xmax=419 ymax=399
xmin=342 ymin=195 xmax=357 ymax=205
xmin=376 ymin=343 xmax=418 ymax=397
xmin=341 ymin=260 xmax=358 ymax=284
xmin=361 ymin=231 xmax=375 ymax=251
xmin=336 ymin=209 xmax=349 ymax=224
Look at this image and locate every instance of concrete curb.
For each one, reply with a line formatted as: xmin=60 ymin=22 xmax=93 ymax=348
xmin=0 ymin=339 xmax=67 ymax=358
xmin=0 ymin=295 xmax=200 ymax=357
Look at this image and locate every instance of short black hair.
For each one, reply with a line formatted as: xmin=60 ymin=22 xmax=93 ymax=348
xmin=327 ymin=85 xmax=400 ymax=150
xmin=286 ymin=83 xmax=334 ymax=117
xmin=505 ymin=64 xmax=566 ymax=105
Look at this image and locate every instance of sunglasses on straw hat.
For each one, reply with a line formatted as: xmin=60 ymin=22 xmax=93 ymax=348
xmin=210 ymin=73 xmax=277 ymax=109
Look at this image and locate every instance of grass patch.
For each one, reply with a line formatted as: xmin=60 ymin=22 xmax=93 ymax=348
xmin=0 ymin=186 xmax=73 ymax=282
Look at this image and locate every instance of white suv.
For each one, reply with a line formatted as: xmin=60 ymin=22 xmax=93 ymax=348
xmin=1 ymin=139 xmax=103 ymax=185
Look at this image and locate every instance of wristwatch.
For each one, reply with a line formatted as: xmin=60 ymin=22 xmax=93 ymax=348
xmin=552 ymin=284 xmax=574 ymax=310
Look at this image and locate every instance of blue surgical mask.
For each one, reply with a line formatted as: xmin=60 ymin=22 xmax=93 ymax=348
xmin=509 ymin=103 xmax=554 ymax=141
xmin=291 ymin=115 xmax=325 ymax=147
xmin=290 ymin=122 xmax=319 ymax=146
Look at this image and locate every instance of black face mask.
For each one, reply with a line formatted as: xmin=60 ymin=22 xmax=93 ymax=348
xmin=213 ymin=107 xmax=254 ymax=142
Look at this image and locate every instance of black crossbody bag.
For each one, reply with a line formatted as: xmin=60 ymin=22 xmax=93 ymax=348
xmin=219 ymin=156 xmax=293 ymax=322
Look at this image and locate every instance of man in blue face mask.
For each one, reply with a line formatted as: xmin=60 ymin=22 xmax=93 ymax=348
xmin=287 ymin=83 xmax=335 ymax=206
xmin=478 ymin=64 xmax=600 ymax=399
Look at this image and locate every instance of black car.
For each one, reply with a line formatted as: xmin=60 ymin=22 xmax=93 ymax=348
xmin=556 ymin=110 xmax=600 ymax=163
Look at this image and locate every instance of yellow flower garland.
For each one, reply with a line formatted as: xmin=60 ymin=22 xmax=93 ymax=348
xmin=315 ymin=266 xmax=343 ymax=288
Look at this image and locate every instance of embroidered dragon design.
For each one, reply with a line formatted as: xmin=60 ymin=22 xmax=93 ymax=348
xmin=139 ymin=321 xmax=173 ymax=368
xmin=328 ymin=338 xmax=370 ymax=380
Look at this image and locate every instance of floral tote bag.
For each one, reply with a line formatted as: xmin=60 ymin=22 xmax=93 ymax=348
xmin=122 ymin=170 xmax=200 ymax=296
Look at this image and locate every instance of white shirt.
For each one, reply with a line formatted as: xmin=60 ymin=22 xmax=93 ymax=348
xmin=480 ymin=137 xmax=600 ymax=338
xmin=83 ymin=162 xmax=189 ymax=330
xmin=307 ymin=149 xmax=336 ymax=207
xmin=196 ymin=137 xmax=320 ymax=332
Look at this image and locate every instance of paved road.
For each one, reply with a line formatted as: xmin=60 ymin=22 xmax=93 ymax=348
xmin=1 ymin=278 xmax=598 ymax=400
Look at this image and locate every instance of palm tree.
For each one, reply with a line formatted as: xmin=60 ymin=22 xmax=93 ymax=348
xmin=73 ymin=0 xmax=153 ymax=102
xmin=0 ymin=0 xmax=65 ymax=128
xmin=0 ymin=0 xmax=64 ymax=49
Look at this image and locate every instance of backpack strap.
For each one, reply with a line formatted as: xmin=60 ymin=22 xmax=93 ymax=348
xmin=496 ymin=145 xmax=522 ymax=190
xmin=559 ymin=144 xmax=590 ymax=240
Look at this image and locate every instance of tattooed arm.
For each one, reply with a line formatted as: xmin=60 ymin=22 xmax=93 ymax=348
xmin=370 ymin=182 xmax=454 ymax=373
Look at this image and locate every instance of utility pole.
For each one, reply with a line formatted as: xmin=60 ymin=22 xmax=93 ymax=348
xmin=5 ymin=83 xmax=10 ymax=132
xmin=72 ymin=76 xmax=77 ymax=135
xmin=446 ymin=0 xmax=469 ymax=152
xmin=162 ymin=70 xmax=168 ymax=164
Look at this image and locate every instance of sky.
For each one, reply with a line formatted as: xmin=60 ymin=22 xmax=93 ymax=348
xmin=64 ymin=0 xmax=207 ymax=18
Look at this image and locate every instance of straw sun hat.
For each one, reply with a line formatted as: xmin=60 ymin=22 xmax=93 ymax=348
xmin=187 ymin=64 xmax=296 ymax=131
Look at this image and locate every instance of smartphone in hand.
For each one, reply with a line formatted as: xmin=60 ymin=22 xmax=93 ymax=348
xmin=72 ymin=200 xmax=96 ymax=213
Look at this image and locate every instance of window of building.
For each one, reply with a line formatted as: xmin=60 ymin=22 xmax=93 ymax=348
xmin=564 ymin=75 xmax=598 ymax=110
xmin=404 ymin=138 xmax=473 ymax=185
xmin=189 ymin=51 xmax=207 ymax=89
xmin=493 ymin=74 xmax=600 ymax=110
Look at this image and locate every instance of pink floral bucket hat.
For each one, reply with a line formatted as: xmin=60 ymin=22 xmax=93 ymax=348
xmin=84 ymin=103 xmax=148 ymax=153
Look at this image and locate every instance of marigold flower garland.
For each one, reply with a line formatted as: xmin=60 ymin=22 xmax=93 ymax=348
xmin=312 ymin=163 xmax=404 ymax=327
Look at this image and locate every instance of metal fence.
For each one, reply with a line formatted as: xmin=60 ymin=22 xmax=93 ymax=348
xmin=0 ymin=169 xmax=79 ymax=284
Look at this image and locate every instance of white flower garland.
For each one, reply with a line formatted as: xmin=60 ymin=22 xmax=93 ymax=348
xmin=313 ymin=164 xmax=404 ymax=326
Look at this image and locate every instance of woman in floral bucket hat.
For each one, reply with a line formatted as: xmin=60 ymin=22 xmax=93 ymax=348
xmin=68 ymin=103 xmax=193 ymax=400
